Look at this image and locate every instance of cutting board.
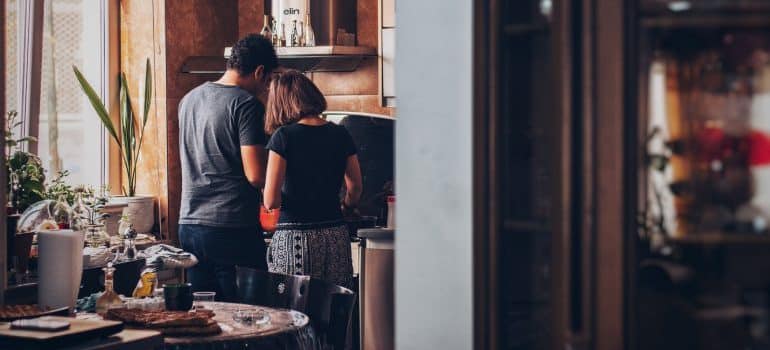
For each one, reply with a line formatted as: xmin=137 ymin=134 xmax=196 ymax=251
xmin=0 ymin=316 xmax=124 ymax=349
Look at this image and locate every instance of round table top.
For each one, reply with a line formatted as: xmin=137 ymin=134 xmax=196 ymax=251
xmin=78 ymin=302 xmax=314 ymax=350
xmin=163 ymin=301 xmax=310 ymax=345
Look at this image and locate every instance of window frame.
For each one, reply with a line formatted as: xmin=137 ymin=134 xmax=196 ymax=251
xmin=11 ymin=0 xmax=119 ymax=188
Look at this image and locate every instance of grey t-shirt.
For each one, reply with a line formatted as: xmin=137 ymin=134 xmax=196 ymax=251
xmin=178 ymin=82 xmax=267 ymax=228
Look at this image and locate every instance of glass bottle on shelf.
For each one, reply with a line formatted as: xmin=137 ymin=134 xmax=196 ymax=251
xmin=279 ymin=23 xmax=287 ymax=47
xmin=260 ymin=14 xmax=272 ymax=39
xmin=271 ymin=19 xmax=279 ymax=47
xmin=298 ymin=21 xmax=305 ymax=46
xmin=304 ymin=13 xmax=315 ymax=47
xmin=290 ymin=20 xmax=299 ymax=47
xmin=52 ymin=195 xmax=72 ymax=229
xmin=96 ymin=262 xmax=123 ymax=315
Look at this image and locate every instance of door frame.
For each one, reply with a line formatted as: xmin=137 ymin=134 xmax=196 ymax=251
xmin=472 ymin=0 xmax=574 ymax=349
xmin=473 ymin=0 xmax=630 ymax=349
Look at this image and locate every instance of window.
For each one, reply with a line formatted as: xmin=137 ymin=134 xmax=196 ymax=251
xmin=5 ymin=0 xmax=112 ymax=187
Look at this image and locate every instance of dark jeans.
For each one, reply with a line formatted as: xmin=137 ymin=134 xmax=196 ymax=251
xmin=179 ymin=224 xmax=267 ymax=302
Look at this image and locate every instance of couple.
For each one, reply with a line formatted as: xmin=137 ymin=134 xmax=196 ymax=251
xmin=178 ymin=34 xmax=362 ymax=301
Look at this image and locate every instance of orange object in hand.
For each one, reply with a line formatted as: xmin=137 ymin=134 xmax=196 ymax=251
xmin=260 ymin=206 xmax=280 ymax=233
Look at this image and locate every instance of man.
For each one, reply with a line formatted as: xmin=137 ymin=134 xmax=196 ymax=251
xmin=178 ymin=34 xmax=277 ymax=301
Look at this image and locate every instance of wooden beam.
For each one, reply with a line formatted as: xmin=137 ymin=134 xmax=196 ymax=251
xmin=594 ymin=0 xmax=626 ymax=348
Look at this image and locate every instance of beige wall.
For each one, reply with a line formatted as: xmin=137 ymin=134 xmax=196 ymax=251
xmin=120 ymin=0 xmax=169 ymax=238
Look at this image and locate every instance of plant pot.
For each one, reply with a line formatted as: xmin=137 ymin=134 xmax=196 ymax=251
xmin=100 ymin=202 xmax=129 ymax=236
xmin=114 ymin=196 xmax=155 ymax=234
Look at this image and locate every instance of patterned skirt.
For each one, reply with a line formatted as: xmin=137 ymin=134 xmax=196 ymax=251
xmin=267 ymin=222 xmax=353 ymax=289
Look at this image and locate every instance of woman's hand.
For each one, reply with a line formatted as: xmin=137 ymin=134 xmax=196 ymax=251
xmin=341 ymin=201 xmax=360 ymax=219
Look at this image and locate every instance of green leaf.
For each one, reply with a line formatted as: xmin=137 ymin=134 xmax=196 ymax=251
xmin=119 ymin=73 xmax=134 ymax=187
xmin=143 ymin=58 xmax=152 ymax=128
xmin=73 ymin=66 xmax=120 ymax=146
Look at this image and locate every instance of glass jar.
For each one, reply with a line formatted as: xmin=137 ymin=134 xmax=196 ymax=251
xmin=71 ymin=193 xmax=88 ymax=231
xmin=118 ymin=214 xmax=132 ymax=238
xmin=52 ymin=195 xmax=73 ymax=229
xmin=84 ymin=224 xmax=110 ymax=248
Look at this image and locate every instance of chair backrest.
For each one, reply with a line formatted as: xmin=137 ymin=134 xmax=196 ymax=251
xmin=235 ymin=267 xmax=311 ymax=311
xmin=306 ymin=278 xmax=357 ymax=350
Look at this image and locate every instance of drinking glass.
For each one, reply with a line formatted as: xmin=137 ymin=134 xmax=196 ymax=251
xmin=192 ymin=291 xmax=216 ymax=310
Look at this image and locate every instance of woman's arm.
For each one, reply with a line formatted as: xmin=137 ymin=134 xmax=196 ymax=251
xmin=263 ymin=151 xmax=287 ymax=210
xmin=342 ymin=155 xmax=363 ymax=208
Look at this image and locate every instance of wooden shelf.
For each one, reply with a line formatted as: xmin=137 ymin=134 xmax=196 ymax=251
xmin=181 ymin=46 xmax=377 ymax=74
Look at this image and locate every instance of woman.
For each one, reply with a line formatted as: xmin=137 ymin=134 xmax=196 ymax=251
xmin=263 ymin=70 xmax=362 ymax=288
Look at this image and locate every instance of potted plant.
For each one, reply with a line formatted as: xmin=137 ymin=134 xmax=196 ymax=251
xmin=5 ymin=110 xmax=45 ymax=214
xmin=73 ymin=59 xmax=155 ymax=233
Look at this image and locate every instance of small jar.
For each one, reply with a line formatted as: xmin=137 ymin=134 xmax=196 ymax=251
xmin=85 ymin=224 xmax=109 ymax=248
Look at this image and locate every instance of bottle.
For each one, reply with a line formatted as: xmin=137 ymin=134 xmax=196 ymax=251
xmin=290 ymin=20 xmax=299 ymax=47
xmin=96 ymin=262 xmax=124 ymax=315
xmin=71 ymin=193 xmax=88 ymax=231
xmin=132 ymin=269 xmax=157 ymax=298
xmin=52 ymin=195 xmax=73 ymax=229
xmin=387 ymin=196 xmax=396 ymax=228
xmin=271 ymin=18 xmax=279 ymax=46
xmin=279 ymin=23 xmax=286 ymax=47
xmin=298 ymin=21 xmax=305 ymax=46
xmin=303 ymin=13 xmax=315 ymax=47
xmin=123 ymin=224 xmax=138 ymax=260
xmin=260 ymin=15 xmax=272 ymax=39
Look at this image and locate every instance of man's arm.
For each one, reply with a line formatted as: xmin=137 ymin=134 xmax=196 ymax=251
xmin=241 ymin=145 xmax=267 ymax=189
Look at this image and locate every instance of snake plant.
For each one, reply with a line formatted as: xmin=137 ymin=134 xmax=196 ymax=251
xmin=72 ymin=59 xmax=152 ymax=197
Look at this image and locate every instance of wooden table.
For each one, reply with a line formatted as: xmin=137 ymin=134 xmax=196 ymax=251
xmin=60 ymin=329 xmax=163 ymax=350
xmin=79 ymin=302 xmax=315 ymax=350
xmin=163 ymin=301 xmax=314 ymax=350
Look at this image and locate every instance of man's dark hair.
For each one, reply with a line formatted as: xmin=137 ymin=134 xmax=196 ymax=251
xmin=226 ymin=34 xmax=278 ymax=76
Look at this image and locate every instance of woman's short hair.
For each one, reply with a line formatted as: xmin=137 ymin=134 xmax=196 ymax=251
xmin=265 ymin=69 xmax=327 ymax=134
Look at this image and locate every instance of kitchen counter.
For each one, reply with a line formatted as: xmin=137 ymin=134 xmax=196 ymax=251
xmin=357 ymin=228 xmax=394 ymax=241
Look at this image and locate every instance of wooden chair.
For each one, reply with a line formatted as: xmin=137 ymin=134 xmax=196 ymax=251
xmin=235 ymin=267 xmax=311 ymax=311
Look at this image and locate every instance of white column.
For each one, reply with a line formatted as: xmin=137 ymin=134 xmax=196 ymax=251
xmin=395 ymin=0 xmax=473 ymax=349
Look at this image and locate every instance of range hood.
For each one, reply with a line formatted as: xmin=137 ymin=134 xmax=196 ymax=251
xmin=182 ymin=45 xmax=376 ymax=74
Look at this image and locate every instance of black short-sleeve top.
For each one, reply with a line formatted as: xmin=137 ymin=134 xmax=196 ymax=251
xmin=266 ymin=122 xmax=357 ymax=224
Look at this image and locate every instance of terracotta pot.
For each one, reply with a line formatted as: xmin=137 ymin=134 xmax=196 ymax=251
xmin=112 ymin=196 xmax=155 ymax=234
